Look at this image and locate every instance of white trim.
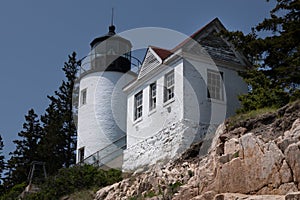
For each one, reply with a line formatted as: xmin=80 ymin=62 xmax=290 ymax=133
xmin=149 ymin=82 xmax=157 ymax=111
xmin=164 ymin=70 xmax=175 ymax=103
xmin=207 ymin=69 xmax=224 ymax=101
xmin=149 ymin=47 xmax=163 ymax=63
xmin=138 ymin=48 xmax=162 ymax=80
xmin=123 ymin=54 xmax=183 ymax=92
xmin=133 ymin=116 xmax=143 ymax=125
xmin=163 ymin=98 xmax=175 ymax=107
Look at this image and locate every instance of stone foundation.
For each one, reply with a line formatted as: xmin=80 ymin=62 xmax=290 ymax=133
xmin=122 ymin=120 xmax=218 ymax=172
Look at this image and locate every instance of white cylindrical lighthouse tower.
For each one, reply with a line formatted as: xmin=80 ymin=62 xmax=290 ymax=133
xmin=76 ymin=25 xmax=136 ymax=168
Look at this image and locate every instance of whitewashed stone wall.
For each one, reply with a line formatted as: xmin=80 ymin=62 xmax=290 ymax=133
xmin=123 ymin=120 xmax=219 ymax=172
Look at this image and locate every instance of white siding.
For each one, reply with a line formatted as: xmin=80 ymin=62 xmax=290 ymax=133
xmin=138 ymin=49 xmax=160 ymax=79
xmin=124 ymin=57 xmax=247 ymax=171
xmin=183 ymin=58 xmax=247 ymax=125
xmin=126 ymin=60 xmax=184 ymax=148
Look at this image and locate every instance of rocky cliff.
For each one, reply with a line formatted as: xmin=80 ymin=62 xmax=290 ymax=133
xmin=95 ymin=101 xmax=300 ymax=200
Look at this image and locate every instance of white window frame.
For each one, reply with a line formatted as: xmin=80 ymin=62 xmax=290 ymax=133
xmin=207 ymin=70 xmax=224 ymax=101
xmin=149 ymin=82 xmax=156 ymax=111
xmin=134 ymin=91 xmax=143 ymax=120
xmin=164 ymin=70 xmax=175 ymax=102
xmin=80 ymin=88 xmax=87 ymax=106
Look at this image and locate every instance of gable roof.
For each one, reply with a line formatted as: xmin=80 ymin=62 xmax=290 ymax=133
xmin=180 ymin=18 xmax=250 ymax=66
xmin=151 ymin=46 xmax=172 ymax=60
xmin=137 ymin=47 xmax=162 ymax=79
xmin=125 ymin=18 xmax=250 ymax=91
xmin=170 ymin=18 xmax=218 ymax=53
xmin=141 ymin=18 xmax=249 ymax=66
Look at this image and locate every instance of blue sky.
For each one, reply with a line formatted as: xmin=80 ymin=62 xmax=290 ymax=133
xmin=0 ymin=0 xmax=275 ymax=158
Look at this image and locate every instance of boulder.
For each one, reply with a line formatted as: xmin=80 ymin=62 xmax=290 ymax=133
xmin=215 ymin=133 xmax=285 ymax=194
xmin=94 ymin=109 xmax=300 ymax=200
xmin=285 ymin=141 xmax=300 ymax=188
xmin=285 ymin=192 xmax=300 ymax=200
xmin=214 ymin=193 xmax=284 ymax=200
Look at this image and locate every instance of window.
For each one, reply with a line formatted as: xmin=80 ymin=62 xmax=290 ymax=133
xmin=81 ymin=89 xmax=87 ymax=105
xmin=164 ymin=70 xmax=175 ymax=102
xmin=149 ymin=82 xmax=156 ymax=111
xmin=78 ymin=147 xmax=85 ymax=163
xmin=207 ymin=70 xmax=224 ymax=101
xmin=134 ymin=91 xmax=143 ymax=120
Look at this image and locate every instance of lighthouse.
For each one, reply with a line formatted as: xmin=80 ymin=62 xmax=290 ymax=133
xmin=76 ymin=24 xmax=136 ymax=168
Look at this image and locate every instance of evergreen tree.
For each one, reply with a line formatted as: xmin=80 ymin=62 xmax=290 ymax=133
xmin=0 ymin=134 xmax=5 ymax=189
xmin=4 ymin=109 xmax=43 ymax=189
xmin=39 ymin=52 xmax=79 ymax=175
xmin=59 ymin=52 xmax=79 ymax=167
xmin=0 ymin=134 xmax=4 ymax=175
xmin=39 ymin=103 xmax=65 ymax=175
xmin=255 ymin=0 xmax=300 ymax=93
xmin=224 ymin=0 xmax=300 ymax=112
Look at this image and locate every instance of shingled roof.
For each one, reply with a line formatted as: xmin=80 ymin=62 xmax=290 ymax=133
xmin=124 ymin=18 xmax=250 ymax=91
xmin=150 ymin=46 xmax=172 ymax=60
xmin=139 ymin=18 xmax=234 ymax=63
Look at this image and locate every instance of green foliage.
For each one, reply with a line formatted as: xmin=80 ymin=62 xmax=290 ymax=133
xmin=2 ymin=52 xmax=80 ymax=192
xmin=129 ymin=191 xmax=158 ymax=200
xmin=0 ymin=134 xmax=4 ymax=178
xmin=23 ymin=165 xmax=122 ymax=200
xmin=237 ymin=70 xmax=289 ymax=113
xmin=62 ymin=189 xmax=95 ymax=200
xmin=144 ymin=190 xmax=156 ymax=198
xmin=0 ymin=182 xmax=26 ymax=200
xmin=4 ymin=109 xmax=43 ymax=190
xmin=39 ymin=52 xmax=79 ymax=175
xmin=0 ymin=134 xmax=5 ymax=193
xmin=227 ymin=107 xmax=278 ymax=130
xmin=233 ymin=151 xmax=239 ymax=158
xmin=290 ymin=89 xmax=300 ymax=102
xmin=224 ymin=0 xmax=300 ymax=112
xmin=255 ymin=0 xmax=300 ymax=89
xmin=188 ymin=169 xmax=194 ymax=178
xmin=169 ymin=181 xmax=182 ymax=194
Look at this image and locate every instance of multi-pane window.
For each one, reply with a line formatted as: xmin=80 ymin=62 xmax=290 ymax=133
xmin=81 ymin=89 xmax=87 ymax=105
xmin=149 ymin=82 xmax=156 ymax=110
xmin=78 ymin=147 xmax=85 ymax=163
xmin=207 ymin=70 xmax=224 ymax=101
xmin=164 ymin=70 xmax=175 ymax=102
xmin=134 ymin=91 xmax=143 ymax=120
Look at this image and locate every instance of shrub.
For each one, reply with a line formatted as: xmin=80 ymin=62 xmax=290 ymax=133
xmin=23 ymin=165 xmax=122 ymax=200
xmin=0 ymin=182 xmax=26 ymax=200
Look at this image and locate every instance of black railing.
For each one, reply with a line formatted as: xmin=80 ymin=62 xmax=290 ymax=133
xmin=78 ymin=135 xmax=126 ymax=168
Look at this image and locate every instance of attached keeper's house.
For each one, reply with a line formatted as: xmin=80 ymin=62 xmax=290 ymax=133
xmin=76 ymin=18 xmax=250 ymax=171
xmin=122 ymin=18 xmax=249 ymax=171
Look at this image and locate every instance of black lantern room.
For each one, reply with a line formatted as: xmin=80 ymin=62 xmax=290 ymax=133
xmin=89 ymin=25 xmax=132 ymax=73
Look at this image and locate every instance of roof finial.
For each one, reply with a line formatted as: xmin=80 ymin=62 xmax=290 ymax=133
xmin=111 ymin=7 xmax=114 ymax=26
xmin=108 ymin=7 xmax=116 ymax=35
